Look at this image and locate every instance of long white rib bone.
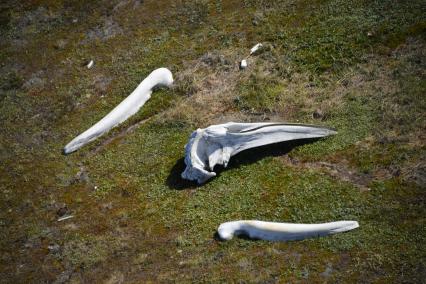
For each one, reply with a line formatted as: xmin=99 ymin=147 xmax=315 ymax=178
xmin=218 ymin=220 xmax=359 ymax=241
xmin=181 ymin=122 xmax=337 ymax=184
xmin=64 ymin=68 xmax=173 ymax=154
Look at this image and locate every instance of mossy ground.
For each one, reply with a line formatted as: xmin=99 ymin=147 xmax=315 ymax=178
xmin=0 ymin=0 xmax=425 ymax=282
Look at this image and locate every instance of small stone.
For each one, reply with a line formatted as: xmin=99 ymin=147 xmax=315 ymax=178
xmin=312 ymin=109 xmax=324 ymax=119
xmin=48 ymin=243 xmax=60 ymax=254
xmin=56 ymin=205 xmax=68 ymax=217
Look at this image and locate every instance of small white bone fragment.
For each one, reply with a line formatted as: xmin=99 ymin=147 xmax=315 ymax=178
xmin=181 ymin=122 xmax=337 ymax=184
xmin=240 ymin=59 xmax=247 ymax=69
xmin=87 ymin=60 xmax=94 ymax=69
xmin=250 ymin=43 xmax=263 ymax=55
xmin=58 ymin=215 xmax=74 ymax=222
xmin=64 ymin=68 xmax=173 ymax=154
xmin=218 ymin=220 xmax=359 ymax=241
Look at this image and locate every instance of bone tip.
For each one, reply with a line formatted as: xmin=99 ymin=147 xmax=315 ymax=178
xmin=217 ymin=224 xmax=234 ymax=241
xmin=63 ymin=141 xmax=81 ymax=155
xmin=63 ymin=146 xmax=74 ymax=155
xmin=348 ymin=221 xmax=360 ymax=230
xmin=335 ymin=220 xmax=360 ymax=233
xmin=218 ymin=232 xmax=233 ymax=241
xmin=154 ymin=67 xmax=174 ymax=87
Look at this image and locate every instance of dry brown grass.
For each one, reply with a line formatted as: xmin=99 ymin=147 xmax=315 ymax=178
xmin=162 ymin=48 xmax=252 ymax=126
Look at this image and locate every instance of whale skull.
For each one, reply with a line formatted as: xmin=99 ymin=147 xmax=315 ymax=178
xmin=63 ymin=68 xmax=173 ymax=154
xmin=181 ymin=122 xmax=337 ymax=184
xmin=217 ymin=220 xmax=359 ymax=241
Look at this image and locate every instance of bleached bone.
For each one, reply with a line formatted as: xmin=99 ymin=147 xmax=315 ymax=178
xmin=218 ymin=220 xmax=359 ymax=241
xmin=64 ymin=68 xmax=173 ymax=154
xmin=250 ymin=43 xmax=263 ymax=55
xmin=87 ymin=60 xmax=94 ymax=69
xmin=181 ymin=122 xmax=337 ymax=184
xmin=57 ymin=215 xmax=75 ymax=222
xmin=240 ymin=59 xmax=248 ymax=69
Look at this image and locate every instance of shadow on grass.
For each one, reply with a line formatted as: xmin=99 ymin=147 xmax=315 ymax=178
xmin=166 ymin=138 xmax=321 ymax=190
xmin=213 ymin=231 xmax=261 ymax=242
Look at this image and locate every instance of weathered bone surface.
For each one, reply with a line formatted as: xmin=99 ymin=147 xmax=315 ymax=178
xmin=63 ymin=68 xmax=173 ymax=154
xmin=250 ymin=43 xmax=263 ymax=55
xmin=240 ymin=59 xmax=248 ymax=69
xmin=181 ymin=122 xmax=337 ymax=183
xmin=217 ymin=220 xmax=359 ymax=241
xmin=87 ymin=60 xmax=94 ymax=69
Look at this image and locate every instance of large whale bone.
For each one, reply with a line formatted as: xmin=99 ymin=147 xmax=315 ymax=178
xmin=217 ymin=220 xmax=359 ymax=241
xmin=64 ymin=68 xmax=173 ymax=154
xmin=181 ymin=122 xmax=337 ymax=184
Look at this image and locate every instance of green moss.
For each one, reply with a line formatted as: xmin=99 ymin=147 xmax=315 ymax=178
xmin=1 ymin=0 xmax=425 ymax=282
xmin=255 ymin=0 xmax=425 ymax=74
xmin=235 ymin=74 xmax=282 ymax=113
xmin=0 ymin=72 xmax=23 ymax=92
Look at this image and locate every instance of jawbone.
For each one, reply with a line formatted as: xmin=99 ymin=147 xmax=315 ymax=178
xmin=217 ymin=220 xmax=359 ymax=241
xmin=181 ymin=122 xmax=337 ymax=184
xmin=63 ymin=68 xmax=173 ymax=154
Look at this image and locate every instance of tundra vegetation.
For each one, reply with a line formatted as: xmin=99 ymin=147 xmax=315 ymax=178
xmin=0 ymin=0 xmax=425 ymax=282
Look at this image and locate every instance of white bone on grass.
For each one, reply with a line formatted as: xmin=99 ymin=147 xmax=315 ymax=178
xmin=181 ymin=122 xmax=337 ymax=184
xmin=63 ymin=68 xmax=173 ymax=154
xmin=217 ymin=220 xmax=359 ymax=241
xmin=87 ymin=60 xmax=94 ymax=69
xmin=250 ymin=43 xmax=263 ymax=55
xmin=57 ymin=215 xmax=74 ymax=222
xmin=240 ymin=59 xmax=248 ymax=69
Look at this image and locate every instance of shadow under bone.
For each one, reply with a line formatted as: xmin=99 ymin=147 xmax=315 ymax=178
xmin=166 ymin=138 xmax=321 ymax=190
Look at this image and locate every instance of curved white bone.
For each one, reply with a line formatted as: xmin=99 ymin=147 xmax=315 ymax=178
xmin=218 ymin=220 xmax=359 ymax=241
xmin=181 ymin=122 xmax=337 ymax=184
xmin=87 ymin=60 xmax=94 ymax=69
xmin=64 ymin=68 xmax=173 ymax=154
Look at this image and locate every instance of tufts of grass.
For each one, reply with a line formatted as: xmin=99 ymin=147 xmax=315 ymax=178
xmin=0 ymin=0 xmax=425 ymax=282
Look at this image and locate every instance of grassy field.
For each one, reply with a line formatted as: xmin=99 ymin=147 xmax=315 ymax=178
xmin=0 ymin=0 xmax=425 ymax=282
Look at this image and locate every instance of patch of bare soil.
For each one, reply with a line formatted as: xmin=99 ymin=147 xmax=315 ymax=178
xmin=280 ymin=155 xmax=391 ymax=192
